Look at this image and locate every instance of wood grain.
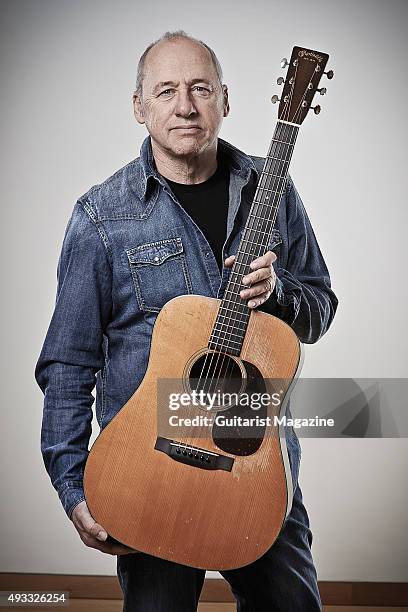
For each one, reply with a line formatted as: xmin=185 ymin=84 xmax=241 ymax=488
xmin=84 ymin=295 xmax=301 ymax=570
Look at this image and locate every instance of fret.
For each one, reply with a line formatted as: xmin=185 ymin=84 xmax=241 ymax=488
xmin=233 ymin=241 xmax=271 ymax=257
xmin=251 ymin=201 xmax=279 ymax=210
xmin=277 ymin=119 xmax=299 ymax=128
xmin=255 ymin=188 xmax=282 ymax=197
xmin=257 ymin=176 xmax=285 ymax=188
xmin=261 ymin=167 xmax=288 ymax=177
xmin=265 ymin=155 xmax=290 ymax=163
xmin=216 ymin=306 xmax=249 ymax=321
xmin=256 ymin=185 xmax=284 ymax=193
xmin=260 ymin=173 xmax=286 ymax=182
xmin=223 ymin=285 xmax=246 ymax=297
xmin=207 ymin=344 xmax=241 ymax=357
xmin=225 ymin=277 xmax=267 ymax=292
xmin=242 ymin=227 xmax=271 ymax=237
xmin=208 ymin=334 xmax=242 ymax=348
xmin=241 ymin=235 xmax=271 ymax=246
xmin=215 ymin=306 xmax=248 ymax=321
xmin=215 ymin=312 xmax=248 ymax=328
xmin=271 ymin=138 xmax=294 ymax=146
xmin=212 ymin=322 xmax=245 ymax=338
xmin=221 ymin=289 xmax=252 ymax=305
xmin=255 ymin=186 xmax=284 ymax=199
xmin=209 ymin=328 xmax=245 ymax=342
xmin=209 ymin=332 xmax=242 ymax=347
xmin=225 ymin=273 xmax=252 ymax=289
xmin=253 ymin=201 xmax=278 ymax=212
xmin=248 ymin=212 xmax=276 ymax=223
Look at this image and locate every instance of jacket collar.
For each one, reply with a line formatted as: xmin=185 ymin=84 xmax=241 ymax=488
xmin=137 ymin=135 xmax=258 ymax=201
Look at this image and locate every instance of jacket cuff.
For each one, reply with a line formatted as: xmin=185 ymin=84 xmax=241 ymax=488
xmin=58 ymin=482 xmax=86 ymax=520
xmin=262 ymin=276 xmax=299 ymax=325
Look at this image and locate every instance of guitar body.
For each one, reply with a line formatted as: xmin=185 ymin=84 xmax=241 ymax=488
xmin=84 ymin=294 xmax=301 ymax=570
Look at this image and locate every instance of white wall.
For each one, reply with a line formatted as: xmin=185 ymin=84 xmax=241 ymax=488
xmin=1 ymin=0 xmax=407 ymax=580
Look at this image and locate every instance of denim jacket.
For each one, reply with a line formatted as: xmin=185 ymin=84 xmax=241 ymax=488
xmin=34 ymin=135 xmax=338 ymax=519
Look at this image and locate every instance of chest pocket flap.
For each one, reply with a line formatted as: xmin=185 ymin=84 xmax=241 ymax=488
xmin=127 ymin=238 xmax=184 ymax=266
xmin=126 ymin=237 xmax=192 ymax=313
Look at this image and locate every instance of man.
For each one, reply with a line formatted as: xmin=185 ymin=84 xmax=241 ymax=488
xmin=35 ymin=30 xmax=338 ymax=611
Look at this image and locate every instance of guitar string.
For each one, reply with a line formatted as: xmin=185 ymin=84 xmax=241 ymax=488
xmin=196 ymin=122 xmax=297 ymax=405
xmin=207 ymin=57 xmax=314 ymax=368
xmin=191 ymin=123 xmax=294 ymax=427
xmin=198 ymin=57 xmax=302 ymax=395
xmin=182 ymin=59 xmax=317 ymax=450
xmin=185 ymin=92 xmax=298 ymax=451
xmin=184 ymin=125 xmax=295 ymax=450
xmin=211 ymin=70 xmax=317 ymax=443
xmin=209 ymin=128 xmax=294 ymax=398
xmin=204 ymin=63 xmax=319 ymax=447
xmin=198 ymin=124 xmax=296 ymax=450
xmin=187 ymin=123 xmax=295 ymax=450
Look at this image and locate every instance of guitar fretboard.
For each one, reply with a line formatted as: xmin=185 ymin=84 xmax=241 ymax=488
xmin=208 ymin=121 xmax=299 ymax=355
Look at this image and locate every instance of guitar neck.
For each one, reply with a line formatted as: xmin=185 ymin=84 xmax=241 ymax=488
xmin=208 ymin=121 xmax=299 ymax=355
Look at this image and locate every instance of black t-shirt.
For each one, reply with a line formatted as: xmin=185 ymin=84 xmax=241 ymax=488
xmin=166 ymin=157 xmax=230 ymax=272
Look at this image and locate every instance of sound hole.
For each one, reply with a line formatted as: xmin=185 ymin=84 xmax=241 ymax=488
xmin=212 ymin=361 xmax=268 ymax=457
xmin=188 ymin=351 xmax=244 ymax=411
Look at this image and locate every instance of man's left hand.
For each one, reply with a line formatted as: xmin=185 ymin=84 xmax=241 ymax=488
xmin=224 ymin=250 xmax=277 ymax=308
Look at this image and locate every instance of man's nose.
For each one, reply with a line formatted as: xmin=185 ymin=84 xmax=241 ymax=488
xmin=174 ymin=89 xmax=197 ymax=117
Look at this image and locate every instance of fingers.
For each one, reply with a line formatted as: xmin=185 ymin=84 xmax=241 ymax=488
xmin=79 ymin=530 xmax=139 ymax=556
xmin=225 ymin=251 xmax=276 ymax=274
xmin=72 ymin=501 xmax=108 ymax=541
xmin=244 ymin=251 xmax=276 ymax=282
xmin=224 ymin=251 xmax=277 ymax=308
xmin=71 ymin=500 xmax=139 ymax=555
xmin=246 ymin=289 xmax=271 ymax=308
xmin=224 ymin=255 xmax=235 ymax=267
xmin=240 ymin=251 xmax=277 ymax=308
xmin=249 ymin=250 xmax=277 ymax=270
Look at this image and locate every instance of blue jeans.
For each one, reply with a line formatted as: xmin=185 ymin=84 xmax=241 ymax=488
xmin=116 ymin=484 xmax=322 ymax=611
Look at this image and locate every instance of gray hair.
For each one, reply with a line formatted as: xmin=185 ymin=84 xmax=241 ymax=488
xmin=135 ymin=30 xmax=223 ymax=97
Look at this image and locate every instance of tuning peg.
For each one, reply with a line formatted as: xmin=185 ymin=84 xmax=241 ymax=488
xmin=271 ymin=95 xmax=280 ymax=104
xmin=310 ymin=104 xmax=321 ymax=115
xmin=277 ymin=77 xmax=285 ymax=85
xmin=324 ymin=69 xmax=334 ymax=79
xmin=317 ymin=87 xmax=327 ymax=95
xmin=280 ymin=58 xmax=289 ymax=69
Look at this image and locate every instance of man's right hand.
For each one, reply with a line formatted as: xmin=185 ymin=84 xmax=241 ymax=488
xmin=71 ymin=500 xmax=139 ymax=556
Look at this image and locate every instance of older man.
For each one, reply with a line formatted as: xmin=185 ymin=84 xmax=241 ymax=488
xmin=35 ymin=30 xmax=337 ymax=611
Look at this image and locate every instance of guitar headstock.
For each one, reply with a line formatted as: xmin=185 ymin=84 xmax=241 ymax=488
xmin=272 ymin=46 xmax=332 ymax=125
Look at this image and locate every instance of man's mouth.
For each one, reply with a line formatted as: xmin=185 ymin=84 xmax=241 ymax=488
xmin=171 ymin=125 xmax=202 ymax=133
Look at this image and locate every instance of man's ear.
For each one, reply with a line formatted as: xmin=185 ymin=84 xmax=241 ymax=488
xmin=222 ymin=84 xmax=230 ymax=118
xmin=132 ymin=91 xmax=145 ymax=125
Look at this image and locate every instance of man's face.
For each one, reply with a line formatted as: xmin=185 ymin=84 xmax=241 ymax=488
xmin=133 ymin=38 xmax=229 ymax=159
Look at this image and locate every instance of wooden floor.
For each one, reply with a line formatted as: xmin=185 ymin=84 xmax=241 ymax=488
xmin=1 ymin=601 xmax=406 ymax=612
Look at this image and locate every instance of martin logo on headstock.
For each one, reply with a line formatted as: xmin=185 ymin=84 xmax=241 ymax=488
xmin=272 ymin=46 xmax=333 ymax=124
xmin=298 ymin=49 xmax=324 ymax=63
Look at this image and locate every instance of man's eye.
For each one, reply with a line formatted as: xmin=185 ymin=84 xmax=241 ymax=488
xmin=158 ymin=89 xmax=174 ymax=97
xmin=192 ymin=86 xmax=210 ymax=95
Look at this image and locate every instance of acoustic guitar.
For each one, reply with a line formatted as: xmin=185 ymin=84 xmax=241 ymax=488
xmin=84 ymin=46 xmax=332 ymax=570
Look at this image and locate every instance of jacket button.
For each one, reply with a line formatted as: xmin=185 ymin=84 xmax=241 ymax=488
xmin=205 ymin=252 xmax=210 ymax=258
xmin=154 ymin=256 xmax=159 ymax=262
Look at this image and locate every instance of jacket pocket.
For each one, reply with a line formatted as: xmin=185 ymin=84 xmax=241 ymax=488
xmin=126 ymin=237 xmax=192 ymax=313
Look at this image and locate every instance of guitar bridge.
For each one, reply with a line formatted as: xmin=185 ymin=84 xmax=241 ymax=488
xmin=154 ymin=437 xmax=234 ymax=471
